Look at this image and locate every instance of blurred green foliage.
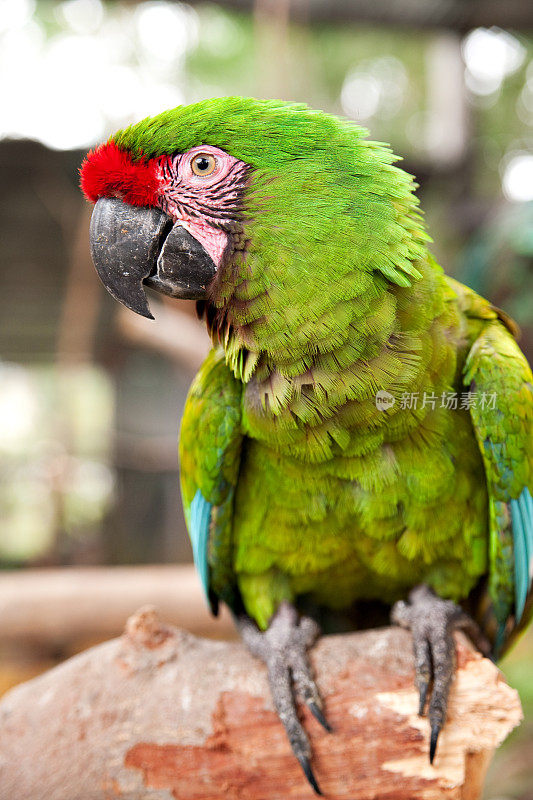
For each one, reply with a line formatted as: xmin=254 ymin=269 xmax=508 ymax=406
xmin=0 ymin=364 xmax=114 ymax=563
xmin=485 ymin=626 xmax=533 ymax=798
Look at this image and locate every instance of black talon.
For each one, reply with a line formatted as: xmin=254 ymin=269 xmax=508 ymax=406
xmin=418 ymin=682 xmax=429 ymax=716
xmin=308 ymin=701 xmax=332 ymax=733
xmin=298 ymin=755 xmax=323 ymax=795
xmin=429 ymin=724 xmax=440 ymax=764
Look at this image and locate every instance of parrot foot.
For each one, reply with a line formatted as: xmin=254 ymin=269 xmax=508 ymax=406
xmin=237 ymin=601 xmax=330 ymax=795
xmin=391 ymin=584 xmax=491 ymax=764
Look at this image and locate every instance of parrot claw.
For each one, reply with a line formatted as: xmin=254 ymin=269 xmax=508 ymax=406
xmin=391 ymin=584 xmax=491 ymax=765
xmin=297 ymin=755 xmax=323 ymax=796
xmin=237 ymin=601 xmax=327 ymax=795
xmin=418 ymin=678 xmax=429 ymax=716
xmin=308 ymin=701 xmax=333 ymax=733
xmin=429 ymin=723 xmax=440 ymax=764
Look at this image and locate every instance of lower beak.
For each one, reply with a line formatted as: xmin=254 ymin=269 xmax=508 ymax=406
xmin=89 ymin=197 xmax=217 ymax=319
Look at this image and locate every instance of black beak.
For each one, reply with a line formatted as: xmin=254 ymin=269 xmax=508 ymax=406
xmin=89 ymin=197 xmax=217 ymax=319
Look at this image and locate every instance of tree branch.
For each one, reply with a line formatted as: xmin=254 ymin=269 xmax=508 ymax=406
xmin=0 ymin=607 xmax=522 ymax=800
xmin=0 ymin=566 xmax=236 ymax=645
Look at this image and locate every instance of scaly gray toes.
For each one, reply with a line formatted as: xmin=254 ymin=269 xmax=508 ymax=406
xmin=413 ymin=635 xmax=431 ymax=715
xmin=290 ymin=643 xmax=332 ymax=733
xmin=426 ymin=623 xmax=455 ymax=763
xmin=237 ymin=601 xmax=327 ymax=795
xmin=391 ymin=584 xmax=487 ymax=764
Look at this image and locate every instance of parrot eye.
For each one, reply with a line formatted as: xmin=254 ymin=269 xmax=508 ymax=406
xmin=191 ymin=153 xmax=217 ymax=177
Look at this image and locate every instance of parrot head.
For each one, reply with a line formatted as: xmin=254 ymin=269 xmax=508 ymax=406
xmin=81 ymin=106 xmax=252 ymax=319
xmin=81 ymin=97 xmax=428 ymax=367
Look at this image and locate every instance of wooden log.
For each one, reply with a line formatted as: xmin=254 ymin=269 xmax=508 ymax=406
xmin=0 ymin=607 xmax=522 ymax=800
xmin=0 ymin=566 xmax=236 ymax=645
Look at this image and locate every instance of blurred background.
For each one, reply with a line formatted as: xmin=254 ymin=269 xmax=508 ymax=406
xmin=0 ymin=0 xmax=532 ymax=796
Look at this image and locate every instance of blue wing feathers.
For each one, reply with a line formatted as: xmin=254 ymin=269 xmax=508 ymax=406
xmin=189 ymin=489 xmax=212 ymax=604
xmin=510 ymin=487 xmax=533 ymax=623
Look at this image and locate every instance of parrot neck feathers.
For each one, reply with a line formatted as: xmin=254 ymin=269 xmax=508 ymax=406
xmin=206 ymin=252 xmax=448 ymax=421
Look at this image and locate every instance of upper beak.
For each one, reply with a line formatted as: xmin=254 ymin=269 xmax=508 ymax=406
xmin=89 ymin=197 xmax=217 ymax=319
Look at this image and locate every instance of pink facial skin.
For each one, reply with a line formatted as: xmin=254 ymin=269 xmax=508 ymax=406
xmin=156 ymin=145 xmax=248 ymax=268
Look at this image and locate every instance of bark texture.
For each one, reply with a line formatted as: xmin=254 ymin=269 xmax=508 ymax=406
xmin=0 ymin=606 xmax=522 ymax=800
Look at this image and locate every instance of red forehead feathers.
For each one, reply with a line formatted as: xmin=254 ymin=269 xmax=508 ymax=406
xmin=80 ymin=141 xmax=160 ymax=207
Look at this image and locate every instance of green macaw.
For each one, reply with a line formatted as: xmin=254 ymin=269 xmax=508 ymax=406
xmin=81 ymin=97 xmax=533 ymax=794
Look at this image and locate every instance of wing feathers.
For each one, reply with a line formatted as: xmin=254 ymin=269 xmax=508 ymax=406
xmin=189 ymin=489 xmax=213 ymax=605
xmin=180 ymin=348 xmax=243 ymax=614
xmin=510 ymin=487 xmax=533 ymax=622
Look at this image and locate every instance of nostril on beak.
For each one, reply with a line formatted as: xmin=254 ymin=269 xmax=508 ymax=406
xmin=144 ymin=224 xmax=217 ymax=300
xmin=147 ymin=216 xmax=175 ymax=280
